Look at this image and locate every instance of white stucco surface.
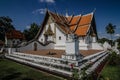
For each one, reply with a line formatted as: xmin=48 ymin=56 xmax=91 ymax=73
xmin=19 ymin=41 xmax=54 ymax=51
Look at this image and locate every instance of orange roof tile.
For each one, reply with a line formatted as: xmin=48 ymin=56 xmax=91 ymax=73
xmin=47 ymin=11 xmax=93 ymax=36
xmin=75 ymin=25 xmax=90 ymax=36
xmin=70 ymin=25 xmax=76 ymax=31
xmin=70 ymin=16 xmax=81 ymax=25
xmin=78 ymin=14 xmax=92 ymax=26
xmin=67 ymin=16 xmax=72 ymax=21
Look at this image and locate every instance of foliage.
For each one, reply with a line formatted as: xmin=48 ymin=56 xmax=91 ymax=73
xmin=0 ymin=16 xmax=15 ymax=30
xmin=0 ymin=16 xmax=15 ymax=41
xmin=0 ymin=59 xmax=63 ymax=80
xmin=23 ymin=23 xmax=40 ymax=41
xmin=115 ymin=37 xmax=120 ymax=49
xmin=99 ymin=50 xmax=120 ymax=80
xmin=100 ymin=65 xmax=120 ymax=80
xmin=80 ymin=68 xmax=87 ymax=80
xmin=109 ymin=51 xmax=120 ymax=65
xmin=72 ymin=69 xmax=79 ymax=80
xmin=106 ymin=23 xmax=116 ymax=35
xmin=98 ymin=38 xmax=110 ymax=44
xmin=105 ymin=23 xmax=116 ymax=46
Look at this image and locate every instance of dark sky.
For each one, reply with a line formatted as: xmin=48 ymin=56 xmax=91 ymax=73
xmin=0 ymin=0 xmax=120 ymax=38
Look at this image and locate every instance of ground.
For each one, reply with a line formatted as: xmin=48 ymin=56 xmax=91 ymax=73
xmin=0 ymin=59 xmax=64 ymax=80
xmin=100 ymin=65 xmax=120 ymax=80
xmin=22 ymin=49 xmax=102 ymax=58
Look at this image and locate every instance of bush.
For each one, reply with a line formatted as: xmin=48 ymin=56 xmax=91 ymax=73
xmin=109 ymin=51 xmax=120 ymax=66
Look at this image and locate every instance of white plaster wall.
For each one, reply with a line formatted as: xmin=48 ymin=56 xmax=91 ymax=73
xmin=55 ymin=26 xmax=66 ymax=45
xmin=65 ymin=40 xmax=79 ymax=55
xmin=50 ymin=23 xmax=55 ymax=33
xmin=7 ymin=39 xmax=12 ymax=46
xmin=12 ymin=39 xmax=21 ymax=45
xmin=7 ymin=39 xmax=20 ymax=46
xmin=38 ymin=34 xmax=45 ymax=43
xmin=79 ymin=44 xmax=89 ymax=50
xmin=91 ymin=42 xmax=103 ymax=50
xmin=19 ymin=41 xmax=54 ymax=51
xmin=79 ymin=37 xmax=89 ymax=50
xmin=54 ymin=26 xmax=66 ymax=50
xmin=79 ymin=37 xmax=85 ymax=44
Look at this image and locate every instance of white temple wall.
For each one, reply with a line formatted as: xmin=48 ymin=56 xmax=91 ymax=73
xmin=54 ymin=26 xmax=66 ymax=50
xmin=38 ymin=28 xmax=45 ymax=43
xmin=38 ymin=16 xmax=55 ymax=43
xmin=91 ymin=42 xmax=103 ymax=50
xmin=18 ymin=41 xmax=54 ymax=51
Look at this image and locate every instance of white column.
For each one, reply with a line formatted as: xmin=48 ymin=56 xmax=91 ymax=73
xmin=92 ymin=36 xmax=96 ymax=43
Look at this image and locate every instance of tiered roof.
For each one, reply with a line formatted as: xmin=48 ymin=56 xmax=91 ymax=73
xmin=35 ymin=10 xmax=97 ymax=39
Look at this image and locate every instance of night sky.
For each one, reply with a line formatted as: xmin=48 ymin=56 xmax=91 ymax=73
xmin=0 ymin=0 xmax=120 ymax=39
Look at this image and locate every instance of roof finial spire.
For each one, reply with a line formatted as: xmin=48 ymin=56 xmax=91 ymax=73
xmin=45 ymin=3 xmax=48 ymax=10
xmin=93 ymin=8 xmax=96 ymax=14
xmin=66 ymin=9 xmax=69 ymax=17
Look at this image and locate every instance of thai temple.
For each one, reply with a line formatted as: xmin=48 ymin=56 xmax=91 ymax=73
xmin=35 ymin=10 xmax=102 ymax=50
xmin=4 ymin=10 xmax=110 ymax=79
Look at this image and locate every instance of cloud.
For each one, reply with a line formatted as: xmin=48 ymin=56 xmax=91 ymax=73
xmin=39 ymin=0 xmax=55 ymax=3
xmin=26 ymin=25 xmax=30 ymax=29
xmin=32 ymin=8 xmax=46 ymax=15
xmin=114 ymin=34 xmax=120 ymax=37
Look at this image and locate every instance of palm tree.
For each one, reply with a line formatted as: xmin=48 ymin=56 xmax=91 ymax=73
xmin=106 ymin=23 xmax=116 ymax=46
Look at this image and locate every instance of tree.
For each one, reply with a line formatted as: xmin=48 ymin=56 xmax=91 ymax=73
xmin=23 ymin=23 xmax=40 ymax=41
xmin=98 ymin=38 xmax=110 ymax=44
xmin=109 ymin=51 xmax=120 ymax=65
xmin=115 ymin=37 xmax=120 ymax=49
xmin=105 ymin=23 xmax=116 ymax=46
xmin=0 ymin=16 xmax=15 ymax=41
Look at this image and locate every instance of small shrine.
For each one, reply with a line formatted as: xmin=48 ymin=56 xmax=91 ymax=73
xmin=62 ymin=34 xmax=83 ymax=66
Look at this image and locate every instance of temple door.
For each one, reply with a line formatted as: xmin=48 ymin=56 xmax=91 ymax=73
xmin=34 ymin=42 xmax=37 ymax=51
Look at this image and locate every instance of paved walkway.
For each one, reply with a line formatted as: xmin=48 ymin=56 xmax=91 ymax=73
xmin=22 ymin=49 xmax=102 ymax=58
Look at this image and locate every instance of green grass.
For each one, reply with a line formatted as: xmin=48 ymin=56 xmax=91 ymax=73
xmin=0 ymin=59 xmax=64 ymax=80
xmin=100 ymin=65 xmax=120 ymax=80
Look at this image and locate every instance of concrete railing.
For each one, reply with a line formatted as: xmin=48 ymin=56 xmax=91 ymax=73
xmin=78 ymin=51 xmax=108 ymax=72
xmin=5 ymin=50 xmax=109 ymax=78
xmin=6 ymin=52 xmax=78 ymax=76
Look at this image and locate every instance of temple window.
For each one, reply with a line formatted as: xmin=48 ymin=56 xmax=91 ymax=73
xmin=17 ymin=41 xmax=19 ymax=43
xmin=59 ymin=36 xmax=61 ymax=40
xmin=12 ymin=40 xmax=15 ymax=43
xmin=41 ymin=39 xmax=43 ymax=41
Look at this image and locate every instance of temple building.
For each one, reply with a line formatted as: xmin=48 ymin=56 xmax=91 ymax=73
xmin=6 ymin=30 xmax=25 ymax=47
xmin=33 ymin=10 xmax=102 ymax=50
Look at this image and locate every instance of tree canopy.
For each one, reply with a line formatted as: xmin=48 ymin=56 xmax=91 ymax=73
xmin=0 ymin=16 xmax=15 ymax=31
xmin=0 ymin=16 xmax=15 ymax=41
xmin=23 ymin=23 xmax=40 ymax=41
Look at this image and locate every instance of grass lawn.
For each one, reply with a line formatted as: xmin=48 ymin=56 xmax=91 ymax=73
xmin=0 ymin=59 xmax=64 ymax=80
xmin=100 ymin=65 xmax=120 ymax=80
